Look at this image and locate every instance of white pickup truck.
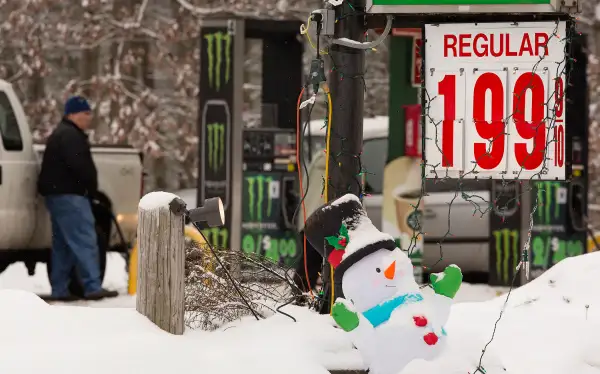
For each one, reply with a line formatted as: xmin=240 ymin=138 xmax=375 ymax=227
xmin=0 ymin=80 xmax=143 ymax=296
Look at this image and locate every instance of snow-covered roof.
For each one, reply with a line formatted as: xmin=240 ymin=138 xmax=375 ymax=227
xmin=306 ymin=116 xmax=389 ymax=140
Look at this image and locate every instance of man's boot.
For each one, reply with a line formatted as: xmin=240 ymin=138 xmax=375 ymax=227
xmin=84 ymin=288 xmax=119 ymax=300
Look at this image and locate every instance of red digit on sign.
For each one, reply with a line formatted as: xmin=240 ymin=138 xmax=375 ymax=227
xmin=554 ymin=77 xmax=564 ymax=167
xmin=473 ymin=72 xmax=505 ymax=170
xmin=438 ymin=75 xmax=456 ymax=167
xmin=554 ymin=125 xmax=564 ymax=167
xmin=554 ymin=77 xmax=564 ymax=117
xmin=513 ymin=73 xmax=545 ymax=170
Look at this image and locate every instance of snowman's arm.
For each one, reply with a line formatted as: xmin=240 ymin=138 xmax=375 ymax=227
xmin=333 ymin=299 xmax=376 ymax=354
xmin=429 ymin=293 xmax=453 ymax=327
xmin=332 ymin=298 xmax=375 ymax=333
xmin=429 ymin=265 xmax=463 ymax=328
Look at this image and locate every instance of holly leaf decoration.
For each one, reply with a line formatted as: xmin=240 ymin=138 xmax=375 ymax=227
xmin=326 ymin=235 xmax=344 ymax=249
xmin=325 ymin=223 xmax=351 ymax=250
xmin=339 ymin=223 xmax=350 ymax=242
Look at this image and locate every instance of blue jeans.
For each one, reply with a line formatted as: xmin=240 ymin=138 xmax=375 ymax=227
xmin=45 ymin=195 xmax=102 ymax=297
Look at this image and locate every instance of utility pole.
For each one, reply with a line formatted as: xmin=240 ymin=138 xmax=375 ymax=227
xmin=326 ymin=2 xmax=367 ymax=205
xmin=323 ymin=0 xmax=367 ymax=311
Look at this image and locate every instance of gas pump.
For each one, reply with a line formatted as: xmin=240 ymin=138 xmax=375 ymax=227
xmin=241 ymin=128 xmax=300 ymax=267
xmin=197 ymin=18 xmax=304 ymax=266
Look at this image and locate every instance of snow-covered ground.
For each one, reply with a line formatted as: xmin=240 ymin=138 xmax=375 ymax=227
xmin=0 ymin=252 xmax=597 ymax=373
xmin=0 ymin=253 xmax=135 ymax=307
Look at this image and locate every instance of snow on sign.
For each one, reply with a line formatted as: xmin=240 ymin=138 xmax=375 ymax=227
xmin=424 ymin=21 xmax=567 ymax=180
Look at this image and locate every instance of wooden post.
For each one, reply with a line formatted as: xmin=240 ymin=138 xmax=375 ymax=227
xmin=136 ymin=192 xmax=186 ymax=335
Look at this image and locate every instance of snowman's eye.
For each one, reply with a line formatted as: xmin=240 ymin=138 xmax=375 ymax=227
xmin=375 ymin=268 xmax=381 ymax=273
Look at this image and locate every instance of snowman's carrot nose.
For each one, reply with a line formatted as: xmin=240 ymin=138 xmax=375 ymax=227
xmin=384 ymin=261 xmax=396 ymax=280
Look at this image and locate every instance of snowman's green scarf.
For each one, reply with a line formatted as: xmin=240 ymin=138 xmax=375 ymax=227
xmin=362 ymin=292 xmax=423 ymax=328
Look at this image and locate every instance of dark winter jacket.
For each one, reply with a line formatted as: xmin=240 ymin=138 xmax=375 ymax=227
xmin=37 ymin=119 xmax=98 ymax=197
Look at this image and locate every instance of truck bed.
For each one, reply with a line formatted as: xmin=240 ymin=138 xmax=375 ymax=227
xmin=26 ymin=144 xmax=142 ymax=250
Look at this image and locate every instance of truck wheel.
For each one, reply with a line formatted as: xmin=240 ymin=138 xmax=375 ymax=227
xmin=46 ymin=225 xmax=108 ymax=299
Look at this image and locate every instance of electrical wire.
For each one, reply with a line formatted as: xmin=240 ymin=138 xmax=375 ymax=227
xmin=292 ymin=81 xmax=333 ymax=310
xmin=300 ymin=15 xmax=329 ymax=55
xmin=474 ymin=268 xmax=520 ymax=373
xmin=322 ymin=83 xmax=335 ymax=314
xmin=295 ymin=86 xmax=314 ymax=298
xmin=196 ymin=225 xmax=261 ymax=321
xmin=276 ymin=296 xmax=299 ymax=322
xmin=323 ymin=84 xmax=333 ymax=201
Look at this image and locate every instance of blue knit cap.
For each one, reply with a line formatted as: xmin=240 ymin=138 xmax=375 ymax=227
xmin=64 ymin=96 xmax=91 ymax=116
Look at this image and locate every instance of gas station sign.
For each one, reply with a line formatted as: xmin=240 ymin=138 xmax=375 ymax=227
xmin=423 ymin=21 xmax=567 ymax=180
xmin=367 ymin=0 xmax=577 ymax=13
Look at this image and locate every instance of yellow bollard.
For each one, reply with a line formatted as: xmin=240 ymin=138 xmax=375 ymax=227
xmin=184 ymin=225 xmax=206 ymax=245
xmin=127 ymin=225 xmax=208 ymax=295
xmin=588 ymin=233 xmax=600 ymax=253
xmin=128 ymin=240 xmax=138 ymax=295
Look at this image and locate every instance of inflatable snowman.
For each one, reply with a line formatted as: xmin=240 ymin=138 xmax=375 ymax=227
xmin=304 ymin=194 xmax=463 ymax=374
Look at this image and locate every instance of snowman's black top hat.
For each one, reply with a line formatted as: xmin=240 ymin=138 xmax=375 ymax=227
xmin=304 ymin=194 xmax=397 ymax=285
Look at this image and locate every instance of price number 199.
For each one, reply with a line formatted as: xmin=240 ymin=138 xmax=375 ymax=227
xmin=426 ymin=69 xmax=565 ymax=179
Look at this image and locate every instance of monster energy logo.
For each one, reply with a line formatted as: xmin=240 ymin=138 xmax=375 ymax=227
xmin=244 ymin=175 xmax=277 ymax=230
xmin=204 ymin=31 xmax=231 ymax=92
xmin=534 ymin=181 xmax=565 ymax=228
xmin=493 ymin=228 xmax=519 ymax=284
xmin=206 ymin=123 xmax=225 ymax=172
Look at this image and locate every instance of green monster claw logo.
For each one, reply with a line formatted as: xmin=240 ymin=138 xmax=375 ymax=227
xmin=535 ymin=181 xmax=562 ymax=225
xmin=207 ymin=123 xmax=225 ymax=172
xmin=204 ymin=31 xmax=231 ymax=92
xmin=493 ymin=228 xmax=519 ymax=284
xmin=246 ymin=175 xmax=273 ymax=220
xmin=201 ymin=227 xmax=229 ymax=249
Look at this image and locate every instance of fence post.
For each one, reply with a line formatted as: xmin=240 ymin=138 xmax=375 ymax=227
xmin=136 ymin=192 xmax=186 ymax=335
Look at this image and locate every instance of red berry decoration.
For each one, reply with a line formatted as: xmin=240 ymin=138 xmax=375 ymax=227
xmin=328 ymin=249 xmax=345 ymax=268
xmin=423 ymin=332 xmax=438 ymax=346
xmin=413 ymin=316 xmax=428 ymax=327
xmin=338 ymin=237 xmax=347 ymax=247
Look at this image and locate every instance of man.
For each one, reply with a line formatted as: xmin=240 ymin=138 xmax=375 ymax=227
xmin=38 ymin=96 xmax=118 ymax=301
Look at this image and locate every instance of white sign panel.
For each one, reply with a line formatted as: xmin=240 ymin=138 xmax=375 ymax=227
xmin=424 ymin=21 xmax=567 ymax=180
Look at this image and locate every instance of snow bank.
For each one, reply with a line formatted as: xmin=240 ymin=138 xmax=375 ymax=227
xmin=0 ymin=290 xmax=360 ymax=373
xmin=405 ymin=252 xmax=600 ymax=374
xmin=139 ymin=191 xmax=180 ymax=211
xmin=2 ymin=252 xmax=600 ymax=373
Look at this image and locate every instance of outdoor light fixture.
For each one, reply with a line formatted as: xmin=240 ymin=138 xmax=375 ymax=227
xmin=169 ymin=196 xmax=225 ymax=229
xmin=187 ymin=197 xmax=225 ymax=229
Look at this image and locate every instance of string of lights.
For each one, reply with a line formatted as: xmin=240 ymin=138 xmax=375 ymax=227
xmin=413 ymin=19 xmax=579 ymax=373
xmin=299 ymin=9 xmax=580 ymax=373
